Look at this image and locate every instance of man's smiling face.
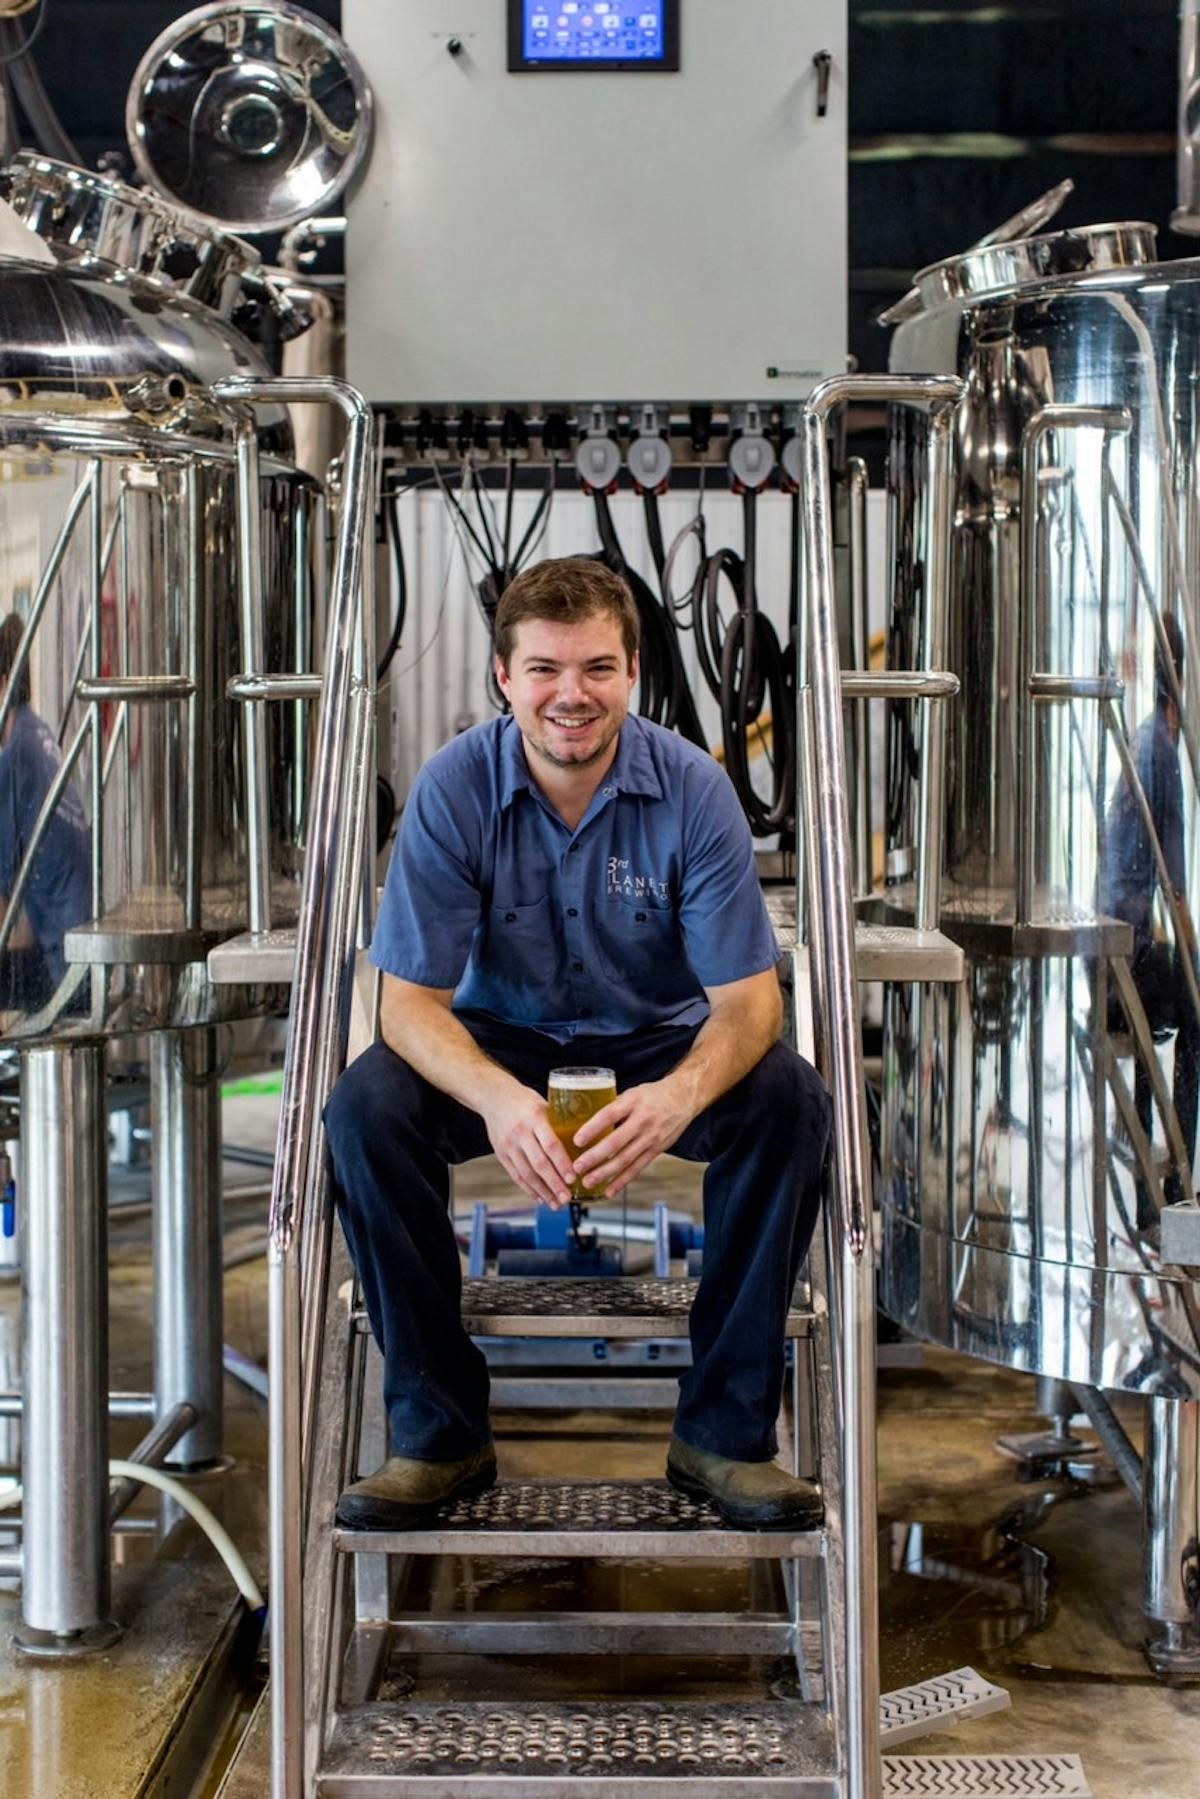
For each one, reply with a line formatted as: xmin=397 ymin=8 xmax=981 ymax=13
xmin=495 ymin=610 xmax=638 ymax=774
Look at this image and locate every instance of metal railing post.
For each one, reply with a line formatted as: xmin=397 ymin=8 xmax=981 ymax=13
xmin=800 ymin=372 xmax=963 ymax=1799
xmin=210 ymin=375 xmax=374 ymax=1799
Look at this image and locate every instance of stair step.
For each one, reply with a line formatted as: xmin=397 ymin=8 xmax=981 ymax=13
xmin=453 ymin=1277 xmax=813 ymax=1339
xmin=335 ymin=1478 xmax=824 ymax=1559
xmin=882 ymin=1754 xmax=1092 ymax=1797
xmin=207 ymin=926 xmax=298 ymax=984
xmin=380 ymin=1611 xmax=800 ymax=1656
xmin=317 ymin=1701 xmax=837 ymax=1794
xmin=762 ymin=892 xmax=964 ymax=983
xmin=852 ymin=923 xmax=964 ymax=984
xmin=353 ymin=1278 xmax=812 ymax=1341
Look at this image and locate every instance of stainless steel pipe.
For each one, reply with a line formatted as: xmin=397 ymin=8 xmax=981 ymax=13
xmin=108 ymin=1400 xmax=198 ymax=1524
xmin=0 ymin=1391 xmax=155 ymax=1420
xmin=16 ymin=1042 xmax=119 ymax=1654
xmin=151 ymin=1029 xmax=224 ymax=1469
xmin=1144 ymin=1397 xmax=1200 ymax=1629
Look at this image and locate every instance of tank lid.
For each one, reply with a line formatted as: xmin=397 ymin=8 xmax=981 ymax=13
xmin=125 ymin=2 xmax=373 ymax=235
xmin=912 ymin=222 xmax=1158 ymax=311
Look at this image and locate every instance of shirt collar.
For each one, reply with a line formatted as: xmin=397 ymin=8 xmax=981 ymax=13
xmin=499 ymin=714 xmax=664 ymax=810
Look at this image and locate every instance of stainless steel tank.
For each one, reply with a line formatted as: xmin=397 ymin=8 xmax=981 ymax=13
xmin=880 ymin=219 xmax=1200 ymax=1667
xmin=0 ymin=152 xmax=318 ymax=1042
xmin=881 ymin=221 xmax=1200 ymax=1394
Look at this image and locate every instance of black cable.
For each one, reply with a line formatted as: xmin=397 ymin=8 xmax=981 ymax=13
xmin=720 ymin=609 xmax=794 ymax=836
xmin=695 ymin=547 xmax=744 ymax=704
xmin=643 ymin=489 xmax=667 ymax=589
xmin=376 ymin=488 xmax=408 ymax=681
xmin=501 ymin=457 xmax=515 ymax=583
xmin=431 ymin=463 xmax=494 ymax=569
xmin=0 ymin=4 xmax=47 ymax=67
xmin=641 ymin=489 xmax=706 ymax=747
xmin=689 ymin=486 xmax=796 ymax=839
xmin=470 ymin=463 xmax=501 ymax=571
xmin=588 ymin=492 xmax=706 ymax=748
xmin=511 ymin=466 xmax=556 ymax=570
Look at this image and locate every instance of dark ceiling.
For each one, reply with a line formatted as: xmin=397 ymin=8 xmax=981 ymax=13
xmin=6 ymin=0 xmax=1186 ymax=371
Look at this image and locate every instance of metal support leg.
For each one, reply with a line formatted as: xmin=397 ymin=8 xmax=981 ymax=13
xmin=15 ymin=1042 xmax=120 ymax=1655
xmin=152 ymin=1028 xmax=224 ymax=1469
xmin=1144 ymin=1395 xmax=1200 ymax=1676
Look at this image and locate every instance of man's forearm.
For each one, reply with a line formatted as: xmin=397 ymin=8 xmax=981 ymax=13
xmin=657 ymin=982 xmax=783 ymax=1125
xmin=379 ymin=979 xmax=527 ymax=1113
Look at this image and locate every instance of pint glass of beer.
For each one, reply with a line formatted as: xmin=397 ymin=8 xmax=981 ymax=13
xmin=548 ymin=1066 xmax=616 ymax=1199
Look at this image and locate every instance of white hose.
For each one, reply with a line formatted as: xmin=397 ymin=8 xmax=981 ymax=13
xmin=0 ymin=1462 xmax=265 ymax=1614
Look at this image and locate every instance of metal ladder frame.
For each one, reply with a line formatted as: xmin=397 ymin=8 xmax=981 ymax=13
xmin=252 ymin=371 xmax=977 ymax=1798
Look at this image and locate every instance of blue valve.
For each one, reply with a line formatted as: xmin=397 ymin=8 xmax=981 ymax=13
xmin=1 ymin=1180 xmax=15 ymax=1240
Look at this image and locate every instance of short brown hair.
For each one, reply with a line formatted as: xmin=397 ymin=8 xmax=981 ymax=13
xmin=493 ymin=558 xmax=640 ymax=670
xmin=0 ymin=615 xmax=29 ymax=706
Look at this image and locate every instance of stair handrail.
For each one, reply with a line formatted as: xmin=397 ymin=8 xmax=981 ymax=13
xmin=210 ymin=374 xmax=374 ymax=1799
xmin=799 ymin=373 xmax=963 ymax=1799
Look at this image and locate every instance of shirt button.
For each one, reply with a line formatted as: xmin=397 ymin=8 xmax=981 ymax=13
xmin=505 ymin=912 xmax=517 ymax=922
xmin=603 ymin=786 xmax=616 ymax=796
xmin=567 ymin=907 xmax=578 ymax=918
xmin=569 ymin=844 xmax=579 ymax=853
xmin=572 ymin=960 xmax=584 ymax=972
xmin=635 ymin=911 xmax=646 ymax=922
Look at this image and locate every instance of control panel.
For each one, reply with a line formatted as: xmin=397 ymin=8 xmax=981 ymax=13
xmin=344 ymin=0 xmax=847 ymax=405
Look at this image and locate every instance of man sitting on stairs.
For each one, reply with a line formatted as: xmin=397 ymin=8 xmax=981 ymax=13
xmin=325 ymin=556 xmax=832 ymax=1530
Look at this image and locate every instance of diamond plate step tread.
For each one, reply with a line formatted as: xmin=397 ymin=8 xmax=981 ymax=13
xmin=761 ymin=891 xmax=964 ymax=983
xmin=853 ymin=923 xmax=965 ymax=985
xmin=318 ymin=1703 xmax=838 ymax=1794
xmin=880 ymin=1667 xmax=1011 ymax=1747
xmin=334 ymin=1478 xmax=824 ymax=1559
xmin=882 ymin=1754 xmax=1092 ymax=1797
xmin=458 ymin=1276 xmax=813 ymax=1339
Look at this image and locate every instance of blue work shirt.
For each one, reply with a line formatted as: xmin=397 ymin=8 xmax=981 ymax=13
xmin=0 ymin=704 xmax=91 ymax=985
xmin=1102 ymin=705 xmax=1186 ymax=950
xmin=370 ymin=714 xmax=779 ymax=1042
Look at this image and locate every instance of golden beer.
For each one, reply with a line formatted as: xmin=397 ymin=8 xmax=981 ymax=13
xmin=548 ymin=1066 xmax=616 ymax=1198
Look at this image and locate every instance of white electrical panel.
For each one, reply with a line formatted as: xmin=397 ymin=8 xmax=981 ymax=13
xmin=343 ymin=0 xmax=847 ymax=406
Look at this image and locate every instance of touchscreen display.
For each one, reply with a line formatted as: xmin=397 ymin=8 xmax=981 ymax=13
xmin=510 ymin=2 xmax=678 ymax=70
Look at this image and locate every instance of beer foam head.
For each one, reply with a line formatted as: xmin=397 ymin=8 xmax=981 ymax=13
xmin=550 ymin=1068 xmax=614 ymax=1089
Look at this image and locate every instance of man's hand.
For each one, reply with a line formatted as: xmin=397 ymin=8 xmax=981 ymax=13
xmin=481 ymin=1086 xmax=577 ymax=1209
xmin=570 ymin=1080 xmax=694 ymax=1200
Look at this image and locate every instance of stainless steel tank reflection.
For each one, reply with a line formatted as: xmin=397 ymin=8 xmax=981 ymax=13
xmin=0 ymin=151 xmax=327 ymax=1651
xmin=881 ymin=223 xmax=1200 ymax=1665
xmin=0 ymin=152 xmax=319 ymax=1042
xmin=881 ymin=221 xmax=1200 ymax=1391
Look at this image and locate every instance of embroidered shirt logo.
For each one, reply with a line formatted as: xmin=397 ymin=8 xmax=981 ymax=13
xmin=607 ymin=857 xmax=670 ymax=903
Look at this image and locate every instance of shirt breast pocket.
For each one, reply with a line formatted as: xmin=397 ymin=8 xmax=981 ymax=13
xmin=485 ymin=896 xmax=557 ymax=994
xmin=595 ymin=893 xmax=680 ymax=985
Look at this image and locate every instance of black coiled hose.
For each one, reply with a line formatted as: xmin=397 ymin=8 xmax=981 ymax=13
xmin=689 ymin=490 xmax=795 ymax=838
xmin=590 ymin=490 xmax=707 ymax=749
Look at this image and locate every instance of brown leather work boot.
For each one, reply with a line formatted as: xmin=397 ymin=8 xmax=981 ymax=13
xmin=666 ymin=1435 xmax=823 ymax=1529
xmin=335 ymin=1445 xmax=497 ymax=1529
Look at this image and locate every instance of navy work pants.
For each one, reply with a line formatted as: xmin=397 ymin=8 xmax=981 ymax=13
xmin=324 ymin=1015 xmax=831 ymax=1464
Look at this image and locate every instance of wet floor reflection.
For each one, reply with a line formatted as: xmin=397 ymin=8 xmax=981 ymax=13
xmin=879 ymin=1493 xmax=1068 ymax=1690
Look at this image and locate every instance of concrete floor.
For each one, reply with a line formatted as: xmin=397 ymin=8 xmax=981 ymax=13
xmin=1 ymin=1128 xmax=1198 ymax=1796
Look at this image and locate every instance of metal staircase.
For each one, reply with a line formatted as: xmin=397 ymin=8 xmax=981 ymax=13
xmin=214 ymin=376 xmax=1093 ymax=1799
